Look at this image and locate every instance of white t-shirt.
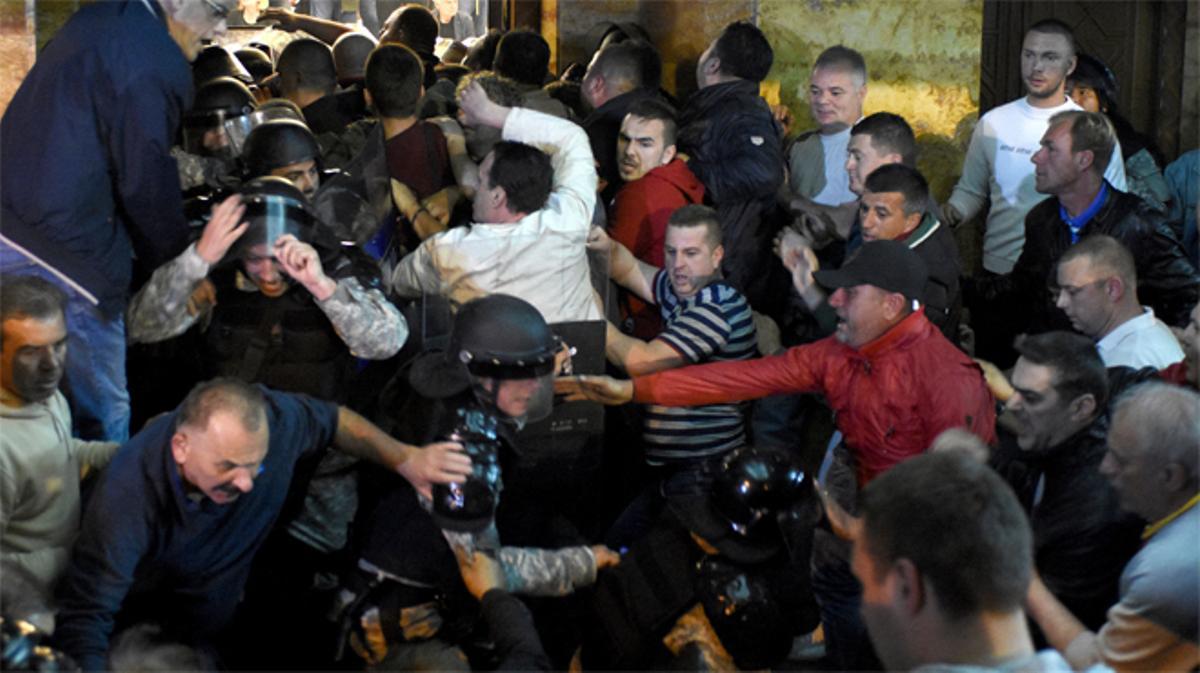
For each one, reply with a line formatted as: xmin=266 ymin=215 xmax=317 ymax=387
xmin=812 ymin=127 xmax=856 ymax=206
xmin=1097 ymin=307 xmax=1185 ymax=369
xmin=948 ymin=96 xmax=1128 ymax=273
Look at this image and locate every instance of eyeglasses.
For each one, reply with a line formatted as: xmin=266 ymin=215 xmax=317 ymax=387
xmin=200 ymin=0 xmax=232 ymax=21
xmin=1048 ymin=278 xmax=1107 ymax=302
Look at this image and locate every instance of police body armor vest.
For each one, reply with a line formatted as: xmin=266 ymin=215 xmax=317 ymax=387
xmin=204 ymin=267 xmax=348 ymax=400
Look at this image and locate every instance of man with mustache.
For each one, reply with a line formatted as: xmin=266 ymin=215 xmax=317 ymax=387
xmin=53 ymin=377 xmax=470 ymax=670
xmin=0 ymin=276 xmax=120 ymax=600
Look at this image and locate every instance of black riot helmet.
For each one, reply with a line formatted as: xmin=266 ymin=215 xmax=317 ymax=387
xmin=193 ymin=45 xmax=254 ymax=86
xmin=450 ymin=294 xmax=558 ymax=380
xmin=451 ymin=294 xmax=560 ymax=422
xmin=241 ymin=119 xmax=323 ymax=179
xmin=669 ymin=447 xmax=809 ymax=563
xmin=409 ymin=294 xmax=560 ymax=421
xmin=183 ymin=77 xmax=258 ymax=157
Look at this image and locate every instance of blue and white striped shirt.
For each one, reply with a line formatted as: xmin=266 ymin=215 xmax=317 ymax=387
xmin=643 ymin=270 xmax=757 ymax=464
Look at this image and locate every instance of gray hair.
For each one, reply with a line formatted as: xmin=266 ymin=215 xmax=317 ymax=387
xmin=1112 ymin=382 xmax=1200 ymax=487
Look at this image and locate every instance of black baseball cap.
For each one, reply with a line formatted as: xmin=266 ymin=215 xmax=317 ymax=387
xmin=813 ymin=239 xmax=928 ymax=302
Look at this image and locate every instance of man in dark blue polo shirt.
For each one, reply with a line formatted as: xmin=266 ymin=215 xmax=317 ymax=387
xmin=53 ymin=378 xmax=469 ymax=670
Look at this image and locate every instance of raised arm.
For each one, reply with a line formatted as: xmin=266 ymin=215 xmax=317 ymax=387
xmin=126 ymin=195 xmax=247 ymax=343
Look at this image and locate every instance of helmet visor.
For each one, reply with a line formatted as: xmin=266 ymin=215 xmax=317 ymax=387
xmin=225 ymin=108 xmax=308 ymax=156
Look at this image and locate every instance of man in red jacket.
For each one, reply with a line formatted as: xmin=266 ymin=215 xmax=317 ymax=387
xmin=608 ymin=98 xmax=706 ymax=337
xmin=560 ymin=239 xmax=995 ymax=669
xmin=561 ymin=239 xmax=995 ymax=485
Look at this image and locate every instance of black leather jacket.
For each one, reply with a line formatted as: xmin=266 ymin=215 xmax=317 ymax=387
xmin=970 ymin=185 xmax=1199 ymax=336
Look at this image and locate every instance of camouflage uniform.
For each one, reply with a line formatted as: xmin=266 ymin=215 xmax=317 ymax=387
xmin=171 ymin=146 xmax=236 ymax=191
xmin=127 ymin=243 xmax=406 ymax=359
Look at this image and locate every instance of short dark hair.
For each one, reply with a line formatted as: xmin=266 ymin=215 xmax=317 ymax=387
xmin=814 ymin=45 xmax=867 ymax=87
xmin=625 ymin=97 xmax=678 ymax=148
xmin=332 ymin=32 xmax=378 ymax=83
xmin=276 ymin=38 xmax=338 ymax=96
xmin=365 ymin=44 xmax=425 ymax=118
xmin=1068 ymin=53 xmax=1118 ymax=112
xmin=494 ymin=29 xmax=551 ymax=87
xmin=175 ymin=378 xmax=267 ymax=435
xmin=588 ymin=39 xmax=662 ymax=92
xmin=464 ymin=29 xmax=504 ymax=72
xmin=859 ymin=451 xmax=1033 ymax=620
xmin=1014 ymin=331 xmax=1108 ymax=408
xmin=1026 ymin=18 xmax=1077 ymax=58
xmin=863 ymin=164 xmax=929 ymax=217
xmin=1059 ymin=234 xmax=1137 ymax=290
xmin=488 ymin=141 xmax=554 ymax=215
xmin=668 ymin=204 xmax=722 ymax=249
xmin=851 ymin=112 xmax=917 ymax=167
xmin=0 ymin=275 xmax=66 ymax=326
xmin=383 ymin=4 xmax=438 ymax=54
xmin=711 ymin=21 xmax=774 ymax=83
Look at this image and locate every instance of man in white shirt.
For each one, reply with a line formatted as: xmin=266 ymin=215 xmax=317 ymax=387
xmin=1055 ymin=234 xmax=1184 ymax=369
xmin=390 ymin=82 xmax=602 ymax=324
xmin=944 ymin=19 xmax=1126 ymax=274
xmin=786 ymin=46 xmax=867 ymax=208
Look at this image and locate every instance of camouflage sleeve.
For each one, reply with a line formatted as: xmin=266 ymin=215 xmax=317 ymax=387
xmin=315 ymin=277 xmax=408 ymax=359
xmin=171 ymin=146 xmax=231 ymax=190
xmin=496 ymin=545 xmax=598 ymax=597
xmin=126 ymin=243 xmax=212 ymax=344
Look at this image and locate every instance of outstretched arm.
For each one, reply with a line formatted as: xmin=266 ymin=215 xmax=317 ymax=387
xmin=332 ymin=407 xmax=471 ymax=499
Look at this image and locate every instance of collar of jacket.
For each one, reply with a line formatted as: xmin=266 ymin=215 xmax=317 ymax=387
xmin=682 ymin=79 xmax=761 ymax=121
xmin=1026 ymin=412 xmax=1109 ymax=470
xmin=853 ymin=308 xmax=935 ymax=360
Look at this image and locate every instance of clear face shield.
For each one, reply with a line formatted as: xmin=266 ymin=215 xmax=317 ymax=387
xmin=183 ymin=109 xmax=241 ymax=158
xmin=228 ymin=189 xmax=316 ymax=262
xmin=224 ymin=107 xmax=307 ymax=157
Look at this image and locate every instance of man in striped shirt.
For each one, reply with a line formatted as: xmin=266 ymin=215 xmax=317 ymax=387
xmin=589 ymin=204 xmax=757 ymax=547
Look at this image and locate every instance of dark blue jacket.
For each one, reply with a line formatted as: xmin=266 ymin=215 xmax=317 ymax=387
xmin=0 ymin=0 xmax=191 ymax=317
xmin=53 ymin=388 xmax=339 ymax=670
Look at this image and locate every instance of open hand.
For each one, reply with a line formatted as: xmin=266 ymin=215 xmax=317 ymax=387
xmin=196 ymin=195 xmax=248 ymax=264
xmin=554 ymin=375 xmax=634 ymax=405
xmin=397 ymin=440 xmax=471 ymax=500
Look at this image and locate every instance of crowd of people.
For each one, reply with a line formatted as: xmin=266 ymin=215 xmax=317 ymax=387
xmin=1 ymin=1 xmax=1198 ymax=671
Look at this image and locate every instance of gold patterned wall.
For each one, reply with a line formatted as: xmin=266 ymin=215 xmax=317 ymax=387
xmin=759 ymin=0 xmax=983 ymax=202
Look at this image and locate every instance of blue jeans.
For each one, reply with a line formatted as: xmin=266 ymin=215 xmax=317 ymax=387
xmin=0 ymin=241 xmax=130 ymax=442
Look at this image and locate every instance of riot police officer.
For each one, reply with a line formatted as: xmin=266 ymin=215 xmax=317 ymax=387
xmin=344 ymin=294 xmax=615 ymax=669
xmin=242 ymin=118 xmax=325 ymax=198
